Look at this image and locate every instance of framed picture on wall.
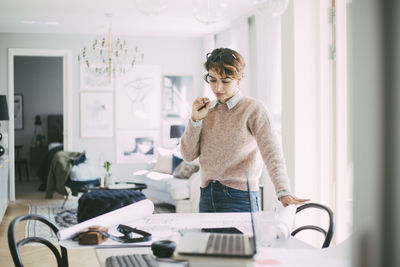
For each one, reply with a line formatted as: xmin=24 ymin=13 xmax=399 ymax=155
xmin=116 ymin=129 xmax=159 ymax=163
xmin=80 ymin=64 xmax=113 ymax=91
xmin=14 ymin=94 xmax=23 ymax=130
xmin=162 ymin=75 xmax=192 ymax=119
xmin=115 ymin=64 xmax=161 ymax=129
xmin=80 ymin=92 xmax=113 ymax=138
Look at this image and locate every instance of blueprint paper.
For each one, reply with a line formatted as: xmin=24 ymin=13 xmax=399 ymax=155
xmin=57 ymin=199 xmax=154 ymax=240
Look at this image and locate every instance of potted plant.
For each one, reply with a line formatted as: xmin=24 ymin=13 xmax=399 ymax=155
xmin=103 ymin=161 xmax=113 ymax=187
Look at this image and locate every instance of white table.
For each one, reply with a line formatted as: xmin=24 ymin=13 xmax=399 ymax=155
xmin=96 ymin=238 xmax=319 ymax=267
xmin=94 ymin=213 xmax=351 ymax=267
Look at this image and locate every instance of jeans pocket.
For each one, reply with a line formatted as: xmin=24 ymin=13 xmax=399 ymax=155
xmin=226 ymin=187 xmax=250 ymax=200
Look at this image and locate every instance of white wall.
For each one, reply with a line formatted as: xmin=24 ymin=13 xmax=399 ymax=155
xmin=0 ymin=32 xmax=204 ymax=185
xmin=281 ymin=0 xmax=332 ymax=246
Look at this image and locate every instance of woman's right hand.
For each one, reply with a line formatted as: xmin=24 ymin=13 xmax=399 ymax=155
xmin=191 ymin=97 xmax=211 ymax=121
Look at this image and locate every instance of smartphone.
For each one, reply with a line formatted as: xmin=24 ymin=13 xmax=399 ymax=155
xmin=179 ymin=227 xmax=243 ymax=235
xmin=201 ymin=227 xmax=243 ymax=234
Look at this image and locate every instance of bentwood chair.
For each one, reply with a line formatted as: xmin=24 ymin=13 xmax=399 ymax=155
xmin=291 ymin=202 xmax=335 ymax=248
xmin=8 ymin=214 xmax=69 ymax=267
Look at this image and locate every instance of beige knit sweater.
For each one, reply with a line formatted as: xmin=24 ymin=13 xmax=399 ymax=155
xmin=180 ymin=96 xmax=291 ymax=194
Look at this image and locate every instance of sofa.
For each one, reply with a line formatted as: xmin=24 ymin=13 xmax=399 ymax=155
xmin=130 ymin=148 xmax=201 ymax=213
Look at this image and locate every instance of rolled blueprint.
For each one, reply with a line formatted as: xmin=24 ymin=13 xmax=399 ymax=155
xmin=275 ymin=204 xmax=296 ymax=240
xmin=57 ymin=199 xmax=154 ymax=240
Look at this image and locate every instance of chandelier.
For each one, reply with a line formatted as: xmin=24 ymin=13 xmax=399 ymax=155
xmin=192 ymin=0 xmax=227 ymax=24
xmin=254 ymin=0 xmax=290 ymax=17
xmin=78 ymin=13 xmax=143 ymax=81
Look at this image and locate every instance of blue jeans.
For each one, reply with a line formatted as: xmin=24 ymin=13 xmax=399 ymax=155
xmin=199 ymin=180 xmax=259 ymax=213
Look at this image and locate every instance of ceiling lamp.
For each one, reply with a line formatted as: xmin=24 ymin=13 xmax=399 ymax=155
xmin=192 ymin=0 xmax=227 ymax=24
xmin=134 ymin=0 xmax=168 ymax=15
xmin=78 ymin=13 xmax=143 ymax=81
xmin=254 ymin=0 xmax=290 ymax=17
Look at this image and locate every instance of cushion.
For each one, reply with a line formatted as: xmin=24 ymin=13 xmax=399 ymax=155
xmin=73 ymin=152 xmax=87 ymax=166
xmin=70 ymin=160 xmax=101 ymax=181
xmin=172 ymin=154 xmax=184 ymax=173
xmin=152 ymin=147 xmax=174 ymax=174
xmin=173 ymin=162 xmax=200 ymax=179
xmin=77 ymin=189 xmax=146 ymax=223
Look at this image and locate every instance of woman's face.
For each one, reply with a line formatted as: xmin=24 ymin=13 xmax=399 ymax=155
xmin=207 ymin=68 xmax=241 ymax=104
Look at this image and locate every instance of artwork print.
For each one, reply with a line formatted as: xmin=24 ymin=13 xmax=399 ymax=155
xmin=116 ymin=130 xmax=159 ymax=163
xmin=14 ymin=94 xmax=23 ymax=130
xmin=116 ymin=65 xmax=161 ymax=129
xmin=80 ymin=92 xmax=113 ymax=138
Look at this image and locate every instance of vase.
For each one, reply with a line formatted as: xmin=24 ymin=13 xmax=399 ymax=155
xmin=104 ymin=173 xmax=113 ymax=187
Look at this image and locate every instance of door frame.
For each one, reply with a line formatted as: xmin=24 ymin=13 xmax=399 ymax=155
xmin=8 ymin=49 xmax=73 ymax=201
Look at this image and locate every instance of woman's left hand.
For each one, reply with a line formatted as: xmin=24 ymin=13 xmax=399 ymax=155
xmin=279 ymin=195 xmax=310 ymax=207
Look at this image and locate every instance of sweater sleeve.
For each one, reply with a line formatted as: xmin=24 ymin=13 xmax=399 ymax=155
xmin=180 ymin=119 xmax=202 ymax=162
xmin=247 ymin=103 xmax=292 ymax=195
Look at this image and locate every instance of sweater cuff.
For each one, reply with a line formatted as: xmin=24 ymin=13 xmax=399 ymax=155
xmin=276 ymin=190 xmax=291 ymax=199
xmin=190 ymin=118 xmax=202 ymax=128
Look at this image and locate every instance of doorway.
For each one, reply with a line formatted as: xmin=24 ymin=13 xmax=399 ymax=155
xmin=8 ymin=49 xmax=73 ymax=201
xmin=14 ymin=56 xmax=63 ymax=196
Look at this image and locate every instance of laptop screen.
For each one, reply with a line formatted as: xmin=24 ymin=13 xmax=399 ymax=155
xmin=246 ymin=176 xmax=257 ymax=254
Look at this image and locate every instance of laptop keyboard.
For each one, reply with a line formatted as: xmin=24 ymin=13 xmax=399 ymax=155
xmin=205 ymin=234 xmax=247 ymax=255
xmin=106 ymin=254 xmax=159 ymax=267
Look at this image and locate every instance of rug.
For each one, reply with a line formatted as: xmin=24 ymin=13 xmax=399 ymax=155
xmin=26 ymin=203 xmax=78 ymax=245
xmin=27 ymin=201 xmax=175 ymax=244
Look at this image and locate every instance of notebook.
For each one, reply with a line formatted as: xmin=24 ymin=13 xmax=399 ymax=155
xmin=176 ymin=178 xmax=257 ymax=257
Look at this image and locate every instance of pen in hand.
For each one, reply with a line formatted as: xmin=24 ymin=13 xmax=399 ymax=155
xmin=198 ymin=99 xmax=210 ymax=111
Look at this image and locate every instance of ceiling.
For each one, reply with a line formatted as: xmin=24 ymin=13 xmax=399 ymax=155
xmin=0 ymin=0 xmax=257 ymax=37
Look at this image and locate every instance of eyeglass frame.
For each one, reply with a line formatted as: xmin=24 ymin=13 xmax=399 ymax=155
xmin=204 ymin=73 xmax=238 ymax=84
xmin=206 ymin=52 xmax=237 ymax=63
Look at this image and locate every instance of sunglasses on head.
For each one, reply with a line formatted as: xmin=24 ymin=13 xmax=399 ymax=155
xmin=206 ymin=52 xmax=237 ymax=63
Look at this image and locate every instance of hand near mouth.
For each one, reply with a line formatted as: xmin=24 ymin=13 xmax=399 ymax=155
xmin=192 ymin=97 xmax=211 ymax=121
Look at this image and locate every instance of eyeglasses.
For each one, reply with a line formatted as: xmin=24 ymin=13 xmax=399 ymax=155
xmin=204 ymin=74 xmax=235 ymax=84
xmin=206 ymin=52 xmax=237 ymax=63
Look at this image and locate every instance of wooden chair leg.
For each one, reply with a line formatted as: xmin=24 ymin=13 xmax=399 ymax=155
xmin=25 ymin=162 xmax=29 ymax=182
xmin=17 ymin=163 xmax=22 ymax=182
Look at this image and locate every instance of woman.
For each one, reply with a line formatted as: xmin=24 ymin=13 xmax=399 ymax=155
xmin=180 ymin=48 xmax=308 ymax=212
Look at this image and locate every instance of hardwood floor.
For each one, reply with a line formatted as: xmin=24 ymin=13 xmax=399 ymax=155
xmin=0 ymin=193 xmax=100 ymax=267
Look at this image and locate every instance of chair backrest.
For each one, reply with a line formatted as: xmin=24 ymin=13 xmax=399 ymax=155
xmin=8 ymin=214 xmax=69 ymax=267
xmin=291 ymin=202 xmax=335 ymax=248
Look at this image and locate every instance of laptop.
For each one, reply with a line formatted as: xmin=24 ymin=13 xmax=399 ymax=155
xmin=176 ymin=178 xmax=257 ymax=257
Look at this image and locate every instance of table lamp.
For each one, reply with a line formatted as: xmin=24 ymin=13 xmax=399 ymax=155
xmin=170 ymin=124 xmax=185 ymax=145
xmin=0 ymin=95 xmax=10 ymax=157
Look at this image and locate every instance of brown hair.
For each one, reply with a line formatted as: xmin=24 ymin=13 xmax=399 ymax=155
xmin=203 ymin=48 xmax=245 ymax=82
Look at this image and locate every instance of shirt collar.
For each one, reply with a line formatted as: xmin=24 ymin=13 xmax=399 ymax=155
xmin=209 ymin=91 xmax=243 ymax=110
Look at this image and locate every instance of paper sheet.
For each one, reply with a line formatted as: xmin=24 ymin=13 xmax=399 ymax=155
xmin=59 ymin=204 xmax=296 ymax=249
xmin=275 ymin=204 xmax=296 ymax=240
xmin=57 ymin=199 xmax=154 ymax=240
